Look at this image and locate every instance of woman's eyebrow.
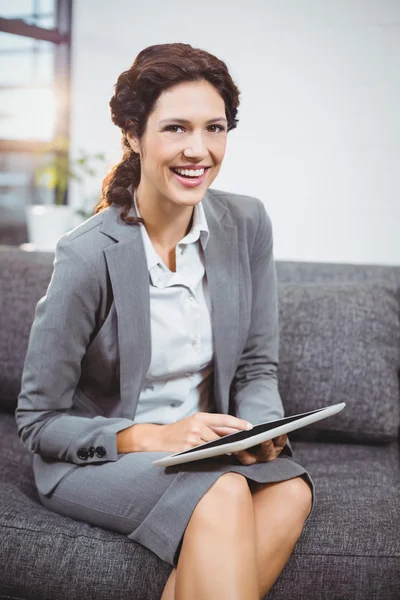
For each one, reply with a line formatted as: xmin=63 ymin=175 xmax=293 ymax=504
xmin=159 ymin=117 xmax=227 ymax=125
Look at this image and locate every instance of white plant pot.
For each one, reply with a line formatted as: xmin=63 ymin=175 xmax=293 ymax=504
xmin=26 ymin=205 xmax=73 ymax=251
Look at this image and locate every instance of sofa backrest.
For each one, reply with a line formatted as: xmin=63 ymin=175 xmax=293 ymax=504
xmin=1 ymin=247 xmax=399 ymax=445
xmin=276 ymin=260 xmax=400 ymax=285
xmin=276 ymin=261 xmax=400 ymax=445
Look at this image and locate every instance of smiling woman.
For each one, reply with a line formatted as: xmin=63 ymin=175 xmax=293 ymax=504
xmin=95 ymin=43 xmax=239 ymax=225
xmin=17 ymin=42 xmax=315 ymax=600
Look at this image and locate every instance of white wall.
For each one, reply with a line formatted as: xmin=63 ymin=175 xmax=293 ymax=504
xmin=69 ymin=0 xmax=400 ymax=265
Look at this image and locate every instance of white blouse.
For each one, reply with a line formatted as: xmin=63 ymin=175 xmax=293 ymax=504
xmin=132 ymin=191 xmax=216 ymax=425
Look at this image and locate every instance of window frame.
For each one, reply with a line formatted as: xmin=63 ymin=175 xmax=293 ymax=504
xmin=0 ymin=0 xmax=73 ymax=204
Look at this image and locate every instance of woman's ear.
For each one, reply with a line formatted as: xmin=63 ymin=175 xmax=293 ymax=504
xmin=127 ymin=132 xmax=140 ymax=154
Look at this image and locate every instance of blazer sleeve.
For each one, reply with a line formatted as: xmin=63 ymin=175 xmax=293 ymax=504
xmin=230 ymin=199 xmax=293 ymax=457
xmin=15 ymin=238 xmax=135 ymax=465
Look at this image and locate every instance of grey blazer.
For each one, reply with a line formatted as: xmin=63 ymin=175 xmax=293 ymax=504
xmin=15 ymin=187 xmax=293 ymax=496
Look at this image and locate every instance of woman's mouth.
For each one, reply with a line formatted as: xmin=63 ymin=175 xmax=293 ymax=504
xmin=169 ymin=166 xmax=210 ymax=188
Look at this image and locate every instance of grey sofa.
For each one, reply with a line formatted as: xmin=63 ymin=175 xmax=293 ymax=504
xmin=0 ymin=208 xmax=28 ymax=246
xmin=0 ymin=245 xmax=399 ymax=600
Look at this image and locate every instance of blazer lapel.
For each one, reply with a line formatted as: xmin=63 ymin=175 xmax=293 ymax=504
xmin=102 ymin=206 xmax=151 ymax=419
xmin=203 ymin=195 xmax=239 ymax=415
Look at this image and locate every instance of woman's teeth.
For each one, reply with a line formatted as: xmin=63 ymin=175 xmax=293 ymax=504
xmin=171 ymin=167 xmax=206 ymax=178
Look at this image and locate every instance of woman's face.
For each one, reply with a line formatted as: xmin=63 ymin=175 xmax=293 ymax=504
xmin=127 ymin=79 xmax=228 ymax=210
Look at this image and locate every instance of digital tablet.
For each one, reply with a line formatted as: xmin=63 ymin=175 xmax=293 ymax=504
xmin=153 ymin=402 xmax=345 ymax=467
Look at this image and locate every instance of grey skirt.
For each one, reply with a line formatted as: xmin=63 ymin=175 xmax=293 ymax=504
xmin=38 ymin=450 xmax=315 ymax=567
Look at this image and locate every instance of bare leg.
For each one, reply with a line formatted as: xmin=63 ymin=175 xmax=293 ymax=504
xmin=161 ymin=475 xmax=312 ymax=600
xmin=160 ymin=569 xmax=176 ymax=600
xmin=172 ymin=473 xmax=259 ymax=600
xmin=251 ymin=476 xmax=313 ymax=598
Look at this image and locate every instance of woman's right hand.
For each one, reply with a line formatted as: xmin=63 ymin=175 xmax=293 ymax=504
xmin=119 ymin=413 xmax=253 ymax=453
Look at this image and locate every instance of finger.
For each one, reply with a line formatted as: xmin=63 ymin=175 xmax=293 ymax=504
xmin=272 ymin=441 xmax=283 ymax=453
xmin=212 ymin=426 xmax=243 ymax=436
xmin=272 ymin=434 xmax=287 ymax=446
xmin=259 ymin=440 xmax=277 ymax=461
xmin=272 ymin=434 xmax=287 ymax=455
xmin=199 ymin=426 xmax=221 ymax=444
xmin=233 ymin=450 xmax=257 ymax=465
xmin=201 ymin=413 xmax=253 ymax=432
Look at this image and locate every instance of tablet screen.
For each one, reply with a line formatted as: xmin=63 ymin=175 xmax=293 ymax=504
xmin=174 ymin=407 xmax=326 ymax=456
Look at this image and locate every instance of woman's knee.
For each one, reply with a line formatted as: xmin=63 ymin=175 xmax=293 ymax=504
xmin=209 ymin=472 xmax=252 ymax=499
xmin=266 ymin=476 xmax=313 ymax=518
xmin=253 ymin=475 xmax=312 ymax=519
xmin=288 ymin=476 xmax=313 ymax=518
xmin=192 ymin=473 xmax=252 ymax=521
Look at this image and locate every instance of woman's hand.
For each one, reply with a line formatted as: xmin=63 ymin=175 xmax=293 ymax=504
xmin=122 ymin=412 xmax=253 ymax=453
xmin=232 ymin=434 xmax=288 ymax=465
xmin=149 ymin=412 xmax=254 ymax=452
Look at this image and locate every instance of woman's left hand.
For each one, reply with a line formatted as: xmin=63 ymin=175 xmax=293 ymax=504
xmin=232 ymin=434 xmax=288 ymax=465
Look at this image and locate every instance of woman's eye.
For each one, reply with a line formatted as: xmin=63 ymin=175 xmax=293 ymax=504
xmin=208 ymin=124 xmax=225 ymax=133
xmin=164 ymin=124 xmax=225 ymax=133
xmin=165 ymin=125 xmax=183 ymax=133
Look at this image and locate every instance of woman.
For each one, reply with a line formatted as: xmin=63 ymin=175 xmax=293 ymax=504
xmin=16 ymin=43 xmax=315 ymax=600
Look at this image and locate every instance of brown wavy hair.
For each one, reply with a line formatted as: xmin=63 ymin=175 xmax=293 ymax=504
xmin=95 ymin=42 xmax=241 ymax=225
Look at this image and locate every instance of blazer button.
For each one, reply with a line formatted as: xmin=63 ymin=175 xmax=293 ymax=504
xmin=95 ymin=446 xmax=106 ymax=458
xmin=88 ymin=446 xmax=95 ymax=458
xmin=77 ymin=448 xmax=89 ymax=461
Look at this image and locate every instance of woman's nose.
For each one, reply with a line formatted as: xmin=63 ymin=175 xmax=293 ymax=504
xmin=184 ymin=133 xmax=207 ymax=156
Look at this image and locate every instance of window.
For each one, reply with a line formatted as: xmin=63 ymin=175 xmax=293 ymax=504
xmin=0 ymin=0 xmax=72 ymax=242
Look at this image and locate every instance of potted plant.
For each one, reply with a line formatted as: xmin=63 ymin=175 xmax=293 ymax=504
xmin=27 ymin=136 xmax=106 ymax=251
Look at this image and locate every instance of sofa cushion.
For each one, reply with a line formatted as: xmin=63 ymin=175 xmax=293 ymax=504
xmin=278 ymin=281 xmax=400 ymax=444
xmin=0 ymin=413 xmax=399 ymax=599
xmin=0 ymin=248 xmax=54 ymax=412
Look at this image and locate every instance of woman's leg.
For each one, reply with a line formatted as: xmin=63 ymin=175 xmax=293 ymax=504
xmin=160 ymin=568 xmax=176 ymax=600
xmin=161 ymin=475 xmax=313 ymax=600
xmin=172 ymin=472 xmax=259 ymax=600
xmin=251 ymin=476 xmax=313 ymax=598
